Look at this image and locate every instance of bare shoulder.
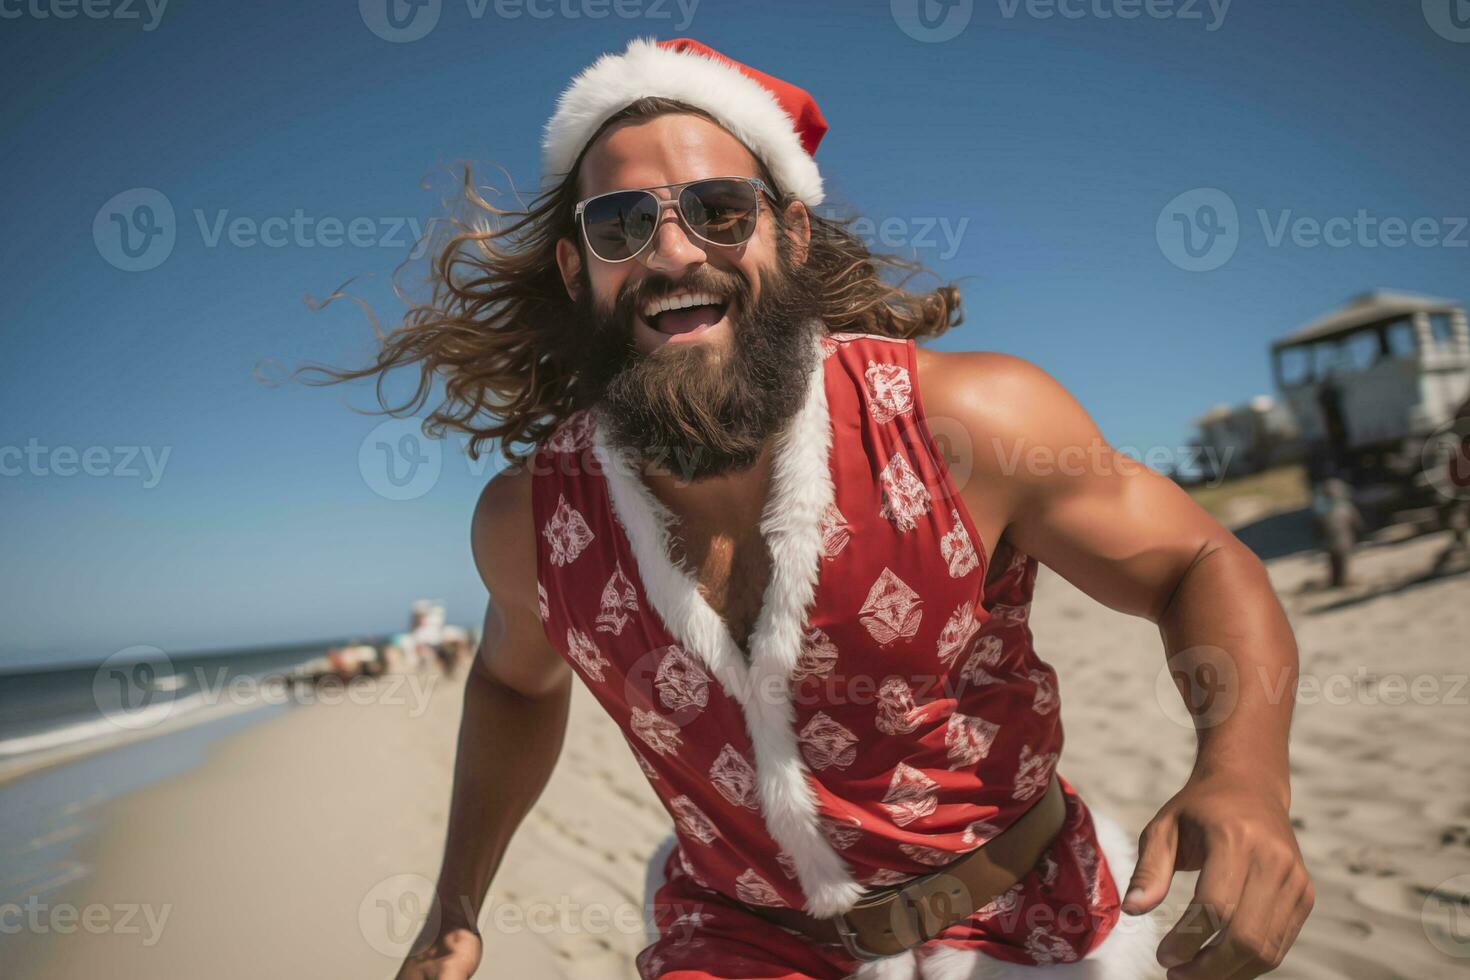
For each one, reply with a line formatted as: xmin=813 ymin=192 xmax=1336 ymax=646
xmin=911 ymin=346 xmax=1076 ymax=434
xmin=471 ymin=459 xmax=539 ymax=613
xmin=912 ymin=345 xmax=1108 ymax=480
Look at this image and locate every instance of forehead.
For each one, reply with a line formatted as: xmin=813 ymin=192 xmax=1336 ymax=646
xmin=577 ymin=112 xmax=762 ymax=198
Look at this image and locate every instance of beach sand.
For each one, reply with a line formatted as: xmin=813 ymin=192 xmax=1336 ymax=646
xmin=11 ymin=529 xmax=1470 ymax=979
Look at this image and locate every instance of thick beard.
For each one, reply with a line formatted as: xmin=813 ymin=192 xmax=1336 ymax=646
xmin=567 ymin=237 xmax=825 ymax=483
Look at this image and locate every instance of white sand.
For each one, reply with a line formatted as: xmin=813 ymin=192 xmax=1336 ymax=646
xmin=14 ymin=529 xmax=1470 ymax=979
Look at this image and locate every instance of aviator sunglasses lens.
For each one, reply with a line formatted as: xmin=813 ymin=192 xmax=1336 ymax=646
xmin=582 ymin=189 xmax=660 ymax=261
xmin=679 ymin=178 xmax=759 ymax=246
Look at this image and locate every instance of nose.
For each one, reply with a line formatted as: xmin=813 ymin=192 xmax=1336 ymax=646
xmin=639 ymin=196 xmax=707 ymax=274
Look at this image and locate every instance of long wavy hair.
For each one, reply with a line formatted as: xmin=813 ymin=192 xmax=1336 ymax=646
xmin=290 ymin=98 xmax=966 ymax=467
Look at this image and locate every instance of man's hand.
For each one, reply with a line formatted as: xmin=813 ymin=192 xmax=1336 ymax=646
xmin=395 ymin=926 xmax=483 ymax=980
xmin=1122 ymin=772 xmax=1314 ymax=979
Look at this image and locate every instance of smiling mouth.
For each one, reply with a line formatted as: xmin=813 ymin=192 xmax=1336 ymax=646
xmin=640 ymin=292 xmax=732 ymax=336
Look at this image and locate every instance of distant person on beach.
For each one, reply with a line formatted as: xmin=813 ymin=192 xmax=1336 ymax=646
xmin=310 ymin=38 xmax=1311 ymax=980
xmin=1432 ymin=392 xmax=1470 ymax=571
xmin=1312 ymin=477 xmax=1363 ymax=588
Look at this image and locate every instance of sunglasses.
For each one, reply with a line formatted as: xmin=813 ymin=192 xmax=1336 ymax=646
xmin=574 ymin=175 xmax=775 ymax=263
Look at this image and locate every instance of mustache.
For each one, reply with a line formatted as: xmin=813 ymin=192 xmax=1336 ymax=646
xmin=610 ymin=267 xmax=754 ymax=328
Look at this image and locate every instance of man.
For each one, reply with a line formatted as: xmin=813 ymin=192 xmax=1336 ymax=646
xmin=1312 ymin=477 xmax=1363 ymax=588
xmin=1431 ymin=392 xmax=1470 ymax=571
xmin=329 ymin=37 xmax=1311 ymax=980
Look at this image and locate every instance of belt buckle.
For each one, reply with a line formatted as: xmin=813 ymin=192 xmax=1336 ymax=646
xmin=831 ymin=867 xmax=967 ymax=962
xmin=831 ymin=909 xmax=892 ymax=962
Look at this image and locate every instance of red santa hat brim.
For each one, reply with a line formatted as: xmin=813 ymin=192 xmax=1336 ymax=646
xmin=541 ymin=36 xmax=826 ymax=207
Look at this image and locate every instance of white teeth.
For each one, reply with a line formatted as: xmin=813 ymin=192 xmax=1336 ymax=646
xmin=641 ymin=291 xmax=725 ymax=320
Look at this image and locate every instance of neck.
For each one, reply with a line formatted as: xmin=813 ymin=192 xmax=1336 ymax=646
xmin=642 ymin=436 xmax=776 ymax=530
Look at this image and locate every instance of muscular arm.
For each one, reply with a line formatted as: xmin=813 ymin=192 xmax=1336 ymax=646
xmin=919 ymin=348 xmax=1312 ymax=980
xmin=399 ymin=465 xmax=573 ymax=979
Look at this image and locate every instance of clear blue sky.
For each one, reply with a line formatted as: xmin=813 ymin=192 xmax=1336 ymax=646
xmin=2 ymin=0 xmax=1465 ymax=670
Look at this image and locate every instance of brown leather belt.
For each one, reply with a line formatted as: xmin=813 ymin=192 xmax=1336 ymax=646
xmin=744 ymin=774 xmax=1065 ymax=961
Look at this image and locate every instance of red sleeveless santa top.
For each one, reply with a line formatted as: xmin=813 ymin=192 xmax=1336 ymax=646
xmin=529 ymin=331 xmax=1119 ymax=968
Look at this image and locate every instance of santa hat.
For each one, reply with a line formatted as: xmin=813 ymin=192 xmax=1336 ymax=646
xmin=541 ymin=36 xmax=829 ymax=207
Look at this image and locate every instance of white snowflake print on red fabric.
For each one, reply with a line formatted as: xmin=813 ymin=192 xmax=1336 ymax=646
xmin=974 ymin=882 xmax=1021 ymax=922
xmin=1013 ymin=745 xmax=1058 ymax=801
xmin=793 ymin=625 xmax=838 ymax=681
xmin=864 ymin=868 xmax=916 ymax=887
xmin=798 ymin=711 xmax=859 ymax=770
xmin=536 ymin=581 xmax=549 ymax=623
xmin=631 ymin=746 xmax=659 ymax=781
xmin=939 ymin=509 xmax=979 ymax=578
xmin=1070 ymin=833 xmax=1103 ymax=906
xmin=709 ymin=744 xmax=759 ymax=810
xmin=670 ymin=795 xmax=718 ymax=844
xmin=1029 ymin=667 xmax=1058 ymax=714
xmin=990 ymin=602 xmax=1029 ymax=626
xmin=880 ymin=763 xmax=940 ymax=827
xmin=653 ymin=645 xmax=710 ymax=714
xmin=878 ymin=451 xmax=932 ymax=532
xmin=898 ymin=842 xmax=957 ymax=866
xmin=544 ymin=410 xmax=595 ymax=453
xmin=864 ymin=360 xmax=914 ymax=425
xmin=775 ymin=851 xmax=799 ymax=879
xmin=945 ymin=711 xmax=1001 ymax=769
xmin=1038 ymin=852 xmax=1059 ymax=887
xmin=671 ymin=909 xmax=714 ymax=931
xmin=631 ymin=706 xmax=683 ymax=757
xmin=859 ymin=567 xmax=923 ymax=645
xmin=961 ymin=817 xmax=1003 ymax=848
xmin=819 ymin=334 xmax=840 ymax=359
xmin=1008 ymin=545 xmax=1030 ymax=573
xmin=543 ymin=493 xmax=594 ymax=566
xmin=735 ymin=869 xmax=786 ymax=907
xmin=820 ymin=814 xmax=864 ymax=850
xmin=960 ymin=634 xmax=1006 ymax=687
xmin=565 ymin=628 xmax=611 ymax=682
xmin=594 ymin=562 xmax=638 ymax=636
xmin=875 ymin=677 xmax=922 ymax=735
xmin=818 ymin=500 xmax=851 ymax=559
xmin=1025 ymin=927 xmax=1078 ymax=965
xmin=936 ymin=600 xmax=983 ymax=668
xmin=675 ymin=844 xmax=711 ymax=889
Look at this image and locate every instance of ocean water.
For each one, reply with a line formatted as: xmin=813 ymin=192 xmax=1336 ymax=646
xmin=0 ymin=639 xmax=378 ymax=775
xmin=0 ymin=704 xmax=289 ymax=907
xmin=0 ymin=639 xmax=389 ymax=912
